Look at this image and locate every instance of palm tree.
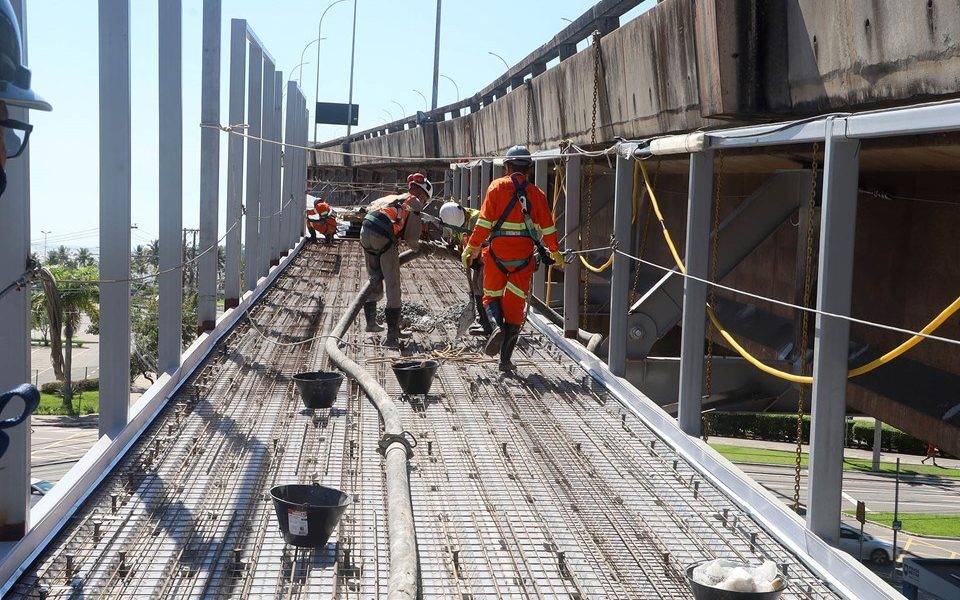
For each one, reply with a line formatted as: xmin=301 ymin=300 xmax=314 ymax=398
xmin=47 ymin=245 xmax=73 ymax=267
xmin=43 ymin=265 xmax=99 ymax=414
xmin=74 ymin=247 xmax=96 ymax=267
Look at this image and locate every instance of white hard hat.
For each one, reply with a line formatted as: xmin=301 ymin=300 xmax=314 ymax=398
xmin=439 ymin=201 xmax=465 ymax=228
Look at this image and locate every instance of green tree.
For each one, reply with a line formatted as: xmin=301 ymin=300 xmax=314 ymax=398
xmin=74 ymin=247 xmax=96 ymax=267
xmin=43 ymin=265 xmax=99 ymax=415
xmin=46 ymin=245 xmax=74 ymax=268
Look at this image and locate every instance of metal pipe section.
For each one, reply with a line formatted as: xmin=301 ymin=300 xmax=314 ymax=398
xmin=608 ymin=155 xmax=633 ymax=377
xmin=563 ymin=154 xmax=581 ymax=337
xmin=324 ymin=251 xmax=420 ymax=600
xmin=677 ymin=151 xmax=714 ymax=436
xmin=531 ymin=159 xmax=547 ymax=299
xmin=158 ymin=0 xmax=183 ymax=373
xmin=98 ymin=0 xmax=132 ymax=436
xmin=244 ymin=43 xmax=263 ymax=291
xmin=807 ymin=119 xmax=861 ymax=545
xmin=224 ymin=19 xmax=246 ymax=308
xmin=197 ymin=0 xmax=221 ymax=332
xmin=0 ymin=0 xmax=33 ymax=540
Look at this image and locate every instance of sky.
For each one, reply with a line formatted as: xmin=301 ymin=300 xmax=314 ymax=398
xmin=23 ymin=0 xmax=653 ymax=255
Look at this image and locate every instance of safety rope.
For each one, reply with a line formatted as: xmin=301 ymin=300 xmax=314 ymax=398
xmin=636 ymin=160 xmax=960 ymax=382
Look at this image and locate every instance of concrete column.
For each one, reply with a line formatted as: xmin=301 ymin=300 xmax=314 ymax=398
xmin=608 ymin=155 xmax=635 ymax=376
xmin=224 ymin=19 xmax=245 ymax=309
xmin=531 ymin=159 xmax=548 ymax=299
xmin=158 ymin=0 xmax=182 ymax=373
xmin=197 ymin=0 xmax=221 ymax=331
xmin=807 ymin=119 xmax=860 ymax=546
xmin=98 ymin=0 xmax=132 ymax=436
xmin=677 ymin=151 xmax=714 ymax=436
xmin=872 ymin=418 xmax=883 ymax=472
xmin=270 ymin=74 xmax=282 ymax=266
xmin=469 ymin=164 xmax=481 ymax=210
xmin=0 ymin=0 xmax=33 ymax=540
xmin=460 ymin=166 xmax=470 ymax=206
xmin=563 ymin=154 xmax=581 ymax=337
xmin=258 ymin=58 xmax=275 ymax=278
xmin=452 ymin=167 xmax=461 ymax=201
xmin=243 ymin=44 xmax=262 ymax=292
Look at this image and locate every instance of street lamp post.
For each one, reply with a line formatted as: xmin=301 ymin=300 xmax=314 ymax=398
xmin=412 ymin=89 xmax=428 ymax=112
xmin=440 ymin=74 xmax=459 ymax=101
xmin=391 ymin=100 xmax=406 ymax=118
xmin=488 ymin=51 xmax=510 ymax=71
xmin=291 ymin=61 xmax=311 ymax=86
xmin=40 ymin=230 xmax=51 ymax=258
xmin=381 ymin=108 xmax=394 ymax=122
xmin=312 ymin=0 xmax=350 ymax=144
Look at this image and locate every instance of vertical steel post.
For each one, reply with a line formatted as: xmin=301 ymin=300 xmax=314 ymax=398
xmin=563 ymin=154 xmax=581 ymax=337
xmin=872 ymin=418 xmax=883 ymax=472
xmin=469 ymin=164 xmax=480 ymax=210
xmin=430 ymin=0 xmax=442 ymax=110
xmin=608 ymin=155 xmax=634 ymax=376
xmin=282 ymin=81 xmax=297 ymax=256
xmin=531 ymin=159 xmax=548 ymax=299
xmin=345 ymin=0 xmax=358 ymax=137
xmin=677 ymin=151 xmax=714 ymax=435
xmin=258 ymin=58 xmax=275 ymax=278
xmin=460 ymin=167 xmax=470 ymax=207
xmin=0 ymin=0 xmax=33 ymax=540
xmin=270 ymin=73 xmax=282 ymax=266
xmin=452 ymin=166 xmax=461 ymax=201
xmin=197 ymin=0 xmax=221 ymax=331
xmin=224 ymin=19 xmax=245 ymax=309
xmin=443 ymin=170 xmax=452 ymax=200
xmin=807 ymin=119 xmax=860 ymax=545
xmin=492 ymin=163 xmax=504 ymax=180
xmin=98 ymin=0 xmax=132 ymax=437
xmin=158 ymin=0 xmax=182 ymax=373
xmin=243 ymin=44 xmax=262 ymax=292
xmin=480 ymin=160 xmax=492 ymax=202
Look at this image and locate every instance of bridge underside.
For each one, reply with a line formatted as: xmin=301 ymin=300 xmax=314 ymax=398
xmin=9 ymin=243 xmax=839 ymax=599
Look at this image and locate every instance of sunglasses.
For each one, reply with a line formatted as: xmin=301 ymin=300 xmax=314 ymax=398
xmin=0 ymin=118 xmax=33 ymax=159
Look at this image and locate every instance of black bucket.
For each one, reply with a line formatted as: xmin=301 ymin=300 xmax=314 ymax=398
xmin=685 ymin=562 xmax=788 ymax=600
xmin=270 ymin=484 xmax=351 ymax=547
xmin=391 ymin=360 xmax=440 ymax=395
xmin=293 ymin=371 xmax=344 ymax=409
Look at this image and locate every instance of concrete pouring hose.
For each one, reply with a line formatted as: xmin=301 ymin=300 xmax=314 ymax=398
xmin=324 ymin=249 xmax=420 ymax=600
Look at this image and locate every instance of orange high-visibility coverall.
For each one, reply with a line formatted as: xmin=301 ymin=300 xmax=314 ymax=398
xmin=307 ymin=201 xmax=337 ymax=237
xmin=467 ymin=173 xmax=558 ymax=325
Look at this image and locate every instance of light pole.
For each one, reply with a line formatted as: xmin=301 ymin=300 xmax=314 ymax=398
xmin=297 ymin=36 xmax=325 ymax=85
xmin=312 ymin=0 xmax=350 ymax=144
xmin=291 ymin=60 xmax=311 ymax=86
xmin=430 ymin=0 xmax=442 ymax=110
xmin=412 ymin=89 xmax=428 ymax=112
xmin=41 ymin=230 xmax=51 ymax=258
xmin=391 ymin=100 xmax=406 ymax=117
xmin=381 ymin=108 xmax=394 ymax=122
xmin=488 ymin=51 xmax=510 ymax=71
xmin=561 ymin=17 xmax=573 ymax=23
xmin=345 ymin=0 xmax=359 ymax=138
xmin=440 ymin=74 xmax=459 ymax=101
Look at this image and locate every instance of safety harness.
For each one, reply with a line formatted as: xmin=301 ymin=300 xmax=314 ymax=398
xmin=362 ymin=196 xmax=410 ymax=257
xmin=487 ymin=175 xmax=553 ymax=274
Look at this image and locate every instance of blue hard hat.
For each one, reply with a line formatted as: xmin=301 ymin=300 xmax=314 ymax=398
xmin=504 ymin=145 xmax=532 ymax=167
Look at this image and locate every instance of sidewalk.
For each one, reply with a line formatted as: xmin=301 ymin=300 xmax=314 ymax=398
xmin=710 ymin=436 xmax=960 ymax=469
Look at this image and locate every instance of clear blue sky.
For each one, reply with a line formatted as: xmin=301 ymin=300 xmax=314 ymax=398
xmin=24 ymin=0 xmax=653 ymax=254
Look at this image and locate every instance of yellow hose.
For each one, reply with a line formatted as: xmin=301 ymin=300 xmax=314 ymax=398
xmin=579 ymin=253 xmax=614 ymax=273
xmin=637 ymin=161 xmax=960 ymax=382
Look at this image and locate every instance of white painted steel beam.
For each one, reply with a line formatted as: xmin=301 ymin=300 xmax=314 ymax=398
xmin=0 ymin=0 xmax=33 ymax=541
xmin=608 ymin=155 xmax=633 ymax=377
xmin=459 ymin=166 xmax=469 ymax=206
xmin=258 ymin=58 xmax=275 ymax=279
xmin=243 ymin=42 xmax=262 ymax=292
xmin=197 ymin=0 xmax=221 ymax=331
xmin=224 ymin=19 xmax=246 ymax=308
xmin=158 ymin=0 xmax=183 ymax=374
xmin=531 ymin=159 xmax=547 ymax=299
xmin=807 ymin=119 xmax=861 ymax=546
xmin=98 ymin=0 xmax=132 ymax=437
xmin=282 ymin=81 xmax=297 ymax=256
xmin=270 ymin=74 xmax=282 ymax=265
xmin=677 ymin=151 xmax=714 ymax=436
xmin=469 ymin=164 xmax=480 ymax=210
xmin=563 ymin=154 xmax=581 ymax=337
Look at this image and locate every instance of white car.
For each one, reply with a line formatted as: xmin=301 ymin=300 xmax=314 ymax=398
xmin=838 ymin=523 xmax=894 ymax=565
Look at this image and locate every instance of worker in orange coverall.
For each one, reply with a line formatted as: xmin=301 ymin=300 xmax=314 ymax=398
xmin=461 ymin=146 xmax=563 ymax=372
xmin=306 ymin=198 xmax=338 ymax=244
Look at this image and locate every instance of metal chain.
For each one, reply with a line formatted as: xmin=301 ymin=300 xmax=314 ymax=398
xmin=793 ymin=142 xmax=820 ymax=512
xmin=704 ymin=151 xmax=725 ymax=403
xmin=582 ymin=31 xmax=602 ymax=327
xmin=630 ymin=160 xmax=660 ymax=303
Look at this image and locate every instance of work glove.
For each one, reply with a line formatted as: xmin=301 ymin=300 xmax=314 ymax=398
xmin=550 ymin=249 xmax=565 ymax=269
xmin=461 ymin=244 xmax=480 ymax=269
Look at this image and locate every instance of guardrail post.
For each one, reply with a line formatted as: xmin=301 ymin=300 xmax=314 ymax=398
xmin=608 ymin=155 xmax=634 ymax=376
xmin=677 ymin=150 xmax=714 ymax=435
xmin=281 ymin=81 xmax=297 ymax=258
xmin=98 ymin=0 xmax=132 ymax=436
xmin=197 ymin=0 xmax=221 ymax=332
xmin=224 ymin=19 xmax=245 ymax=309
xmin=531 ymin=158 xmax=548 ymax=300
xmin=563 ymin=154 xmax=581 ymax=338
xmin=807 ymin=120 xmax=860 ymax=546
xmin=0 ymin=0 xmax=34 ymax=541
xmin=244 ymin=43 xmax=262 ymax=292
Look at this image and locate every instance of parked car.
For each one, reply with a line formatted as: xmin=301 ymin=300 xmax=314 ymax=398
xmin=30 ymin=479 xmax=53 ymax=496
xmin=838 ymin=523 xmax=894 ymax=565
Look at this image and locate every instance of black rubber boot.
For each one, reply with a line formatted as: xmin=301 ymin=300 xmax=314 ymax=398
xmin=363 ymin=302 xmax=384 ymax=332
xmin=469 ymin=295 xmax=493 ymax=336
xmin=483 ymin=301 xmax=505 ymax=356
xmin=498 ymin=324 xmax=521 ymax=372
xmin=384 ymin=307 xmax=411 ymax=346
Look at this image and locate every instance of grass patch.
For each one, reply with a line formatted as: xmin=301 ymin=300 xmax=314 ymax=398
xmin=844 ymin=512 xmax=960 ymax=538
xmin=35 ymin=391 xmax=99 ymax=415
xmin=711 ymin=443 xmax=960 ymax=478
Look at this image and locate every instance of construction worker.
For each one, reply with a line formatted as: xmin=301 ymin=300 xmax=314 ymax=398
xmin=462 ymin=146 xmax=562 ymax=371
xmin=360 ymin=173 xmax=432 ymax=345
xmin=306 ymin=198 xmax=337 ymax=244
xmin=439 ymin=200 xmax=492 ymax=336
xmin=0 ymin=0 xmax=51 ymax=198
